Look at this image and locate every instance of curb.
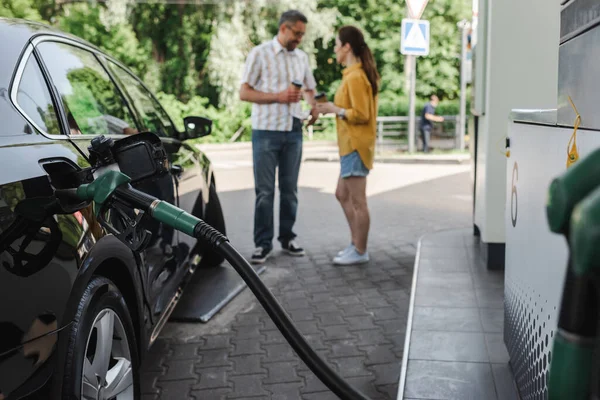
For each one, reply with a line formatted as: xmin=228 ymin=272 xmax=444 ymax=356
xmin=197 ymin=140 xmax=337 ymax=152
xmin=396 ymin=233 xmax=423 ymax=400
xmin=396 ymin=227 xmax=472 ymax=400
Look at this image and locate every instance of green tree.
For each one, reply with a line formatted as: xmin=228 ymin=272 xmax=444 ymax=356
xmin=417 ymin=0 xmax=471 ymax=99
xmin=205 ymin=0 xmax=338 ymax=108
xmin=0 ymin=0 xmax=42 ymax=20
xmin=315 ymin=0 xmax=469 ymax=102
xmin=0 ymin=0 xmax=470 ymax=140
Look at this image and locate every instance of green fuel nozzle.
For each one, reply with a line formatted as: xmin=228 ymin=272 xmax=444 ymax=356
xmin=69 ymin=170 xmax=227 ymax=248
xmin=547 ymin=189 xmax=600 ymax=400
xmin=546 ymin=150 xmax=600 ymax=400
xmin=76 ymin=170 xmax=131 ymax=216
xmin=547 ymin=147 xmax=600 ymax=235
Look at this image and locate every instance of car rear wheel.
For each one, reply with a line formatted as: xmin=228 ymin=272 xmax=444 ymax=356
xmin=62 ymin=276 xmax=140 ymax=400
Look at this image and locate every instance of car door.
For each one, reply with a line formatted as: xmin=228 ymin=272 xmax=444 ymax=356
xmin=34 ymin=38 xmax=181 ymax=320
xmin=101 ymin=59 xmax=208 ymax=267
xmin=0 ymin=45 xmax=90 ymax=399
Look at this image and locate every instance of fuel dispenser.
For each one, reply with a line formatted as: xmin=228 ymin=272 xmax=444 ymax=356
xmin=503 ymin=1 xmax=600 ymax=397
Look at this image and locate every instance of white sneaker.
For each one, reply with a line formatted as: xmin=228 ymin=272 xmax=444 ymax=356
xmin=333 ymin=248 xmax=370 ymax=265
xmin=337 ymin=244 xmax=355 ymax=257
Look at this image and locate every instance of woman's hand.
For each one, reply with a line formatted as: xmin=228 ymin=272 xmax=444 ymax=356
xmin=315 ymin=101 xmax=340 ymax=115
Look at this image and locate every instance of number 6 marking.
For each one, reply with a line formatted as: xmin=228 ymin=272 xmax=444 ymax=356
xmin=511 ymin=162 xmax=518 ymax=227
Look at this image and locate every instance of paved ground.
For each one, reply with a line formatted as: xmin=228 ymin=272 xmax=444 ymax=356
xmin=140 ymin=154 xmax=473 ymax=400
xmin=401 ymin=229 xmax=517 ymax=400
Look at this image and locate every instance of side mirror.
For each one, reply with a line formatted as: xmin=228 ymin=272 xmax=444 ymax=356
xmin=182 ymin=116 xmax=212 ymax=140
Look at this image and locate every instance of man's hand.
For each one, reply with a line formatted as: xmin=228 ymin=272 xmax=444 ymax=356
xmin=277 ymin=87 xmax=302 ymax=104
xmin=425 ymin=113 xmax=444 ymax=123
xmin=306 ymin=107 xmax=319 ymax=126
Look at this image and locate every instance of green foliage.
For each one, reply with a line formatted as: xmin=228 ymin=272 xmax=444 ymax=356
xmin=65 ymin=65 xmax=136 ymax=135
xmin=378 ymin=92 xmax=467 ymax=117
xmin=0 ymin=0 xmax=41 ymax=20
xmin=417 ymin=0 xmax=471 ymax=99
xmin=315 ymin=0 xmax=470 ymax=100
xmin=55 ymin=3 xmax=150 ymax=83
xmin=156 ymin=92 xmax=252 ymax=143
xmin=205 ymin=0 xmax=337 ymax=108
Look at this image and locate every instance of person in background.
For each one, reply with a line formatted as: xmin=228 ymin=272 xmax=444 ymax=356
xmin=419 ymin=94 xmax=444 ymax=153
xmin=239 ymin=10 xmax=319 ymax=264
xmin=315 ymin=26 xmax=379 ymax=265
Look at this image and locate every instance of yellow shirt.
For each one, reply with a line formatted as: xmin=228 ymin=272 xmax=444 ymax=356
xmin=333 ymin=62 xmax=378 ymax=170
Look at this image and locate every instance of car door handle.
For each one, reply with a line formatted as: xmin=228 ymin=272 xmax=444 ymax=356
xmin=170 ymin=164 xmax=184 ymax=177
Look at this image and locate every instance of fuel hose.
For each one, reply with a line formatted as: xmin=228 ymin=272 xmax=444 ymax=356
xmin=148 ymin=193 xmax=371 ymax=400
xmin=59 ymin=181 xmax=371 ymax=400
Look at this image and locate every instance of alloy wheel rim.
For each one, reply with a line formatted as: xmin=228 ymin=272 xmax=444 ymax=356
xmin=81 ymin=308 xmax=134 ymax=400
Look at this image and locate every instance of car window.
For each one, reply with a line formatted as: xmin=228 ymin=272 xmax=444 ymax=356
xmin=37 ymin=42 xmax=137 ymax=136
xmin=15 ymin=53 xmax=61 ymax=135
xmin=106 ymin=61 xmax=176 ymax=138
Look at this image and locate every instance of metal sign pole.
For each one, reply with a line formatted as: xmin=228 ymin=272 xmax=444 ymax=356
xmin=404 ymin=0 xmax=429 ymax=154
xmin=408 ymin=55 xmax=417 ymax=153
xmin=458 ymin=20 xmax=470 ymax=151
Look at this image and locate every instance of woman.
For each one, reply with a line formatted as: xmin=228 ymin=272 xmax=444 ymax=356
xmin=316 ymin=26 xmax=379 ymax=265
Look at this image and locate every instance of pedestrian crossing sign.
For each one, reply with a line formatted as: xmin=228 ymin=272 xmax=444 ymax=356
xmin=401 ymin=19 xmax=430 ymax=56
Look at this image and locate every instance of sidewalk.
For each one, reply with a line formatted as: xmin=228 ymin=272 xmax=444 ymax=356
xmin=398 ymin=229 xmax=519 ymax=400
xmin=197 ymin=141 xmax=470 ymax=165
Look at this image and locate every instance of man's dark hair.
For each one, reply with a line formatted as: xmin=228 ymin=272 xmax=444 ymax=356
xmin=279 ymin=10 xmax=308 ymax=27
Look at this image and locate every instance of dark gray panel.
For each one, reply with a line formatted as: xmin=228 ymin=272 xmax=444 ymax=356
xmin=557 ymin=26 xmax=600 ymax=130
xmin=560 ymin=0 xmax=600 ymax=43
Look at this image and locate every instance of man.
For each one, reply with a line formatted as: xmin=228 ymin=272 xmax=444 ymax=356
xmin=419 ymin=94 xmax=444 ymax=153
xmin=239 ymin=10 xmax=319 ymax=264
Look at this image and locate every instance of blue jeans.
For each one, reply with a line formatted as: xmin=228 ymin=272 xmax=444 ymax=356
xmin=420 ymin=126 xmax=431 ymax=152
xmin=252 ymin=118 xmax=303 ymax=251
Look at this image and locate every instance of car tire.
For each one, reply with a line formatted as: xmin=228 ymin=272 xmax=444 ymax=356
xmin=196 ymin=179 xmax=226 ymax=268
xmin=61 ymin=276 xmax=140 ymax=400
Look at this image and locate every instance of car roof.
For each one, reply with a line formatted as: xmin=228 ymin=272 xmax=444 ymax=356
xmin=0 ymin=18 xmax=103 ymax=87
xmin=0 ymin=17 xmax=94 ymax=47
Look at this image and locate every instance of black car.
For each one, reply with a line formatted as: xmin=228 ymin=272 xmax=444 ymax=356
xmin=0 ymin=18 xmax=227 ymax=399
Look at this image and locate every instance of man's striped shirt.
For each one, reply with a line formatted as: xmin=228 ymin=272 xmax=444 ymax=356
xmin=241 ymin=37 xmax=317 ymax=131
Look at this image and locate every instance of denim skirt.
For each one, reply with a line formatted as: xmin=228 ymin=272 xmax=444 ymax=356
xmin=340 ymin=150 xmax=369 ymax=178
